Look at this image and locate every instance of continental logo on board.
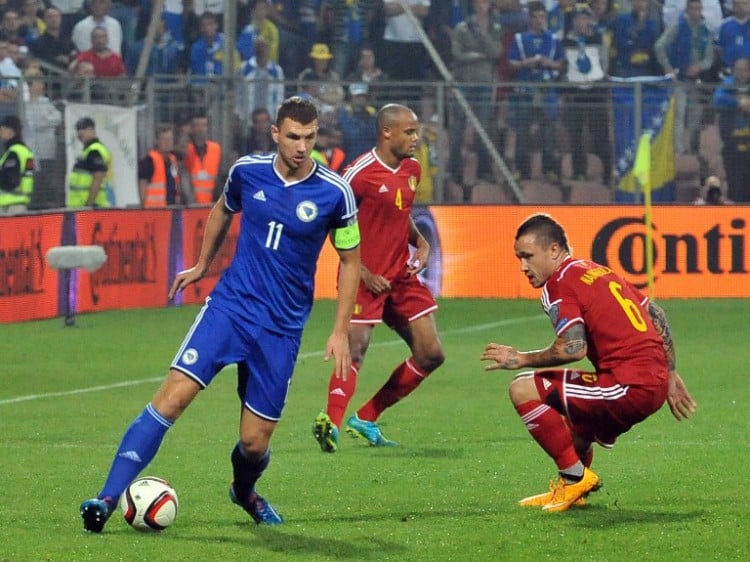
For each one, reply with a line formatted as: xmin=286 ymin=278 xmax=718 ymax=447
xmin=89 ymin=220 xmax=158 ymax=304
xmin=0 ymin=226 xmax=45 ymax=297
xmin=591 ymin=216 xmax=748 ymax=288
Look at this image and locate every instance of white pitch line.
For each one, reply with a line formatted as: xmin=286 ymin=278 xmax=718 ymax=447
xmin=0 ymin=314 xmax=544 ymax=406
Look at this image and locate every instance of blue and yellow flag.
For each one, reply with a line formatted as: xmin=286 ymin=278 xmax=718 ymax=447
xmin=612 ymin=77 xmax=676 ymax=202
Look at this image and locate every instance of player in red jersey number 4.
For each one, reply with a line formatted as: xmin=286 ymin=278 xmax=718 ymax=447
xmin=313 ymin=104 xmax=445 ymax=452
xmin=481 ymin=213 xmax=697 ymax=512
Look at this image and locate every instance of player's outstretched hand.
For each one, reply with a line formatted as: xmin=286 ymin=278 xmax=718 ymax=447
xmin=168 ymin=266 xmax=205 ymax=300
xmin=481 ymin=343 xmax=521 ymax=371
xmin=667 ymin=371 xmax=697 ymax=421
xmin=325 ymin=331 xmax=351 ymax=381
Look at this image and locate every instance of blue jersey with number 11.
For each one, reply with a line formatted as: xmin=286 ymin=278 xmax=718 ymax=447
xmin=210 ymin=154 xmax=358 ymax=334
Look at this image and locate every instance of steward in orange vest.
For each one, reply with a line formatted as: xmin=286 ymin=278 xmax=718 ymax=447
xmin=310 ymin=126 xmax=346 ymax=173
xmin=185 ymin=114 xmax=222 ymax=205
xmin=138 ymin=126 xmax=183 ymax=207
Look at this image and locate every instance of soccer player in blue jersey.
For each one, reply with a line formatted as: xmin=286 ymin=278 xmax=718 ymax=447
xmin=80 ymin=96 xmax=361 ymax=532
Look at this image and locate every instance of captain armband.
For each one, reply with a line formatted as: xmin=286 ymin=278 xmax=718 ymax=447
xmin=332 ymin=221 xmax=360 ymax=250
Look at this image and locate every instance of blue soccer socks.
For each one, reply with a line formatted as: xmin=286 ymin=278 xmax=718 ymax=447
xmin=99 ymin=403 xmax=173 ymax=500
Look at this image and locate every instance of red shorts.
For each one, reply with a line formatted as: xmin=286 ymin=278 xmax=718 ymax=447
xmin=352 ymin=273 xmax=438 ymax=329
xmin=533 ymin=369 xmax=668 ymax=447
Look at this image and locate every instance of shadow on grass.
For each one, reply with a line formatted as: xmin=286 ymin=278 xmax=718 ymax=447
xmin=561 ymin=504 xmax=707 ymax=528
xmin=180 ymin=523 xmax=407 ymax=560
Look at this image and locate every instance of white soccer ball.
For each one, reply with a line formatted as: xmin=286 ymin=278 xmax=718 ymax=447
xmin=120 ymin=476 xmax=179 ymax=532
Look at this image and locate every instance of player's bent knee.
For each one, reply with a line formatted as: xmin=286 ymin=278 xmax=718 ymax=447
xmin=509 ymin=371 xmax=538 ymax=405
xmin=239 ymin=412 xmax=276 ymax=454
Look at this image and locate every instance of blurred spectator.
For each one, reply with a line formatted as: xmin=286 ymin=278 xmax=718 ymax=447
xmin=0 ymin=114 xmax=35 ymax=215
xmin=548 ymin=0 xmax=576 ymax=41
xmin=450 ymin=0 xmax=504 ymax=182
xmin=71 ymin=27 xmax=126 ymax=78
xmin=662 ymin=0 xmax=723 ymax=38
xmin=267 ymin=1 xmax=307 ymax=79
xmin=655 ymin=0 xmax=716 ymax=154
xmin=336 ymin=82 xmax=377 ymax=166
xmin=185 ymin=112 xmax=221 ymax=204
xmin=56 ymin=0 xmax=86 ymax=39
xmin=235 ymin=36 xmax=285 ymax=127
xmin=693 ymin=175 xmax=730 ymax=204
xmin=713 ymin=56 xmax=750 ymax=202
xmin=1 ymin=9 xmax=30 ymax=48
xmin=311 ymin=125 xmax=347 ymax=172
xmin=345 ymin=45 xmax=388 ymax=101
xmin=173 ymin=111 xmax=192 ymax=159
xmin=160 ymin=0 xmax=200 ymax=47
xmin=298 ymin=43 xmax=345 ymax=118
xmin=23 ymin=68 xmax=63 ymax=209
xmin=64 ymin=59 xmax=106 ymax=102
xmin=109 ymin=0 xmax=139 ymax=50
xmin=0 ymin=39 xmax=22 ymax=100
xmin=562 ymin=3 xmax=612 ymax=183
xmin=29 ymin=6 xmax=78 ymax=73
xmin=610 ymin=0 xmax=662 ymax=77
xmin=590 ymin=0 xmax=617 ymax=33
xmin=138 ymin=124 xmax=187 ymax=207
xmin=320 ymin=0 xmax=377 ymax=79
xmin=508 ymin=1 xmax=565 ymax=182
xmin=188 ymin=10 xmax=239 ymax=81
xmin=422 ymin=0 xmax=469 ymax=69
xmin=193 ymin=0 xmax=224 ymax=26
xmin=237 ymin=0 xmax=279 ymax=63
xmin=19 ymin=0 xmax=45 ymax=44
xmin=236 ymin=106 xmax=274 ymax=157
xmin=125 ymin=15 xmax=184 ymax=77
xmin=72 ymin=0 xmax=124 ymax=56
xmin=382 ymin=0 xmax=431 ymax=81
xmin=717 ymin=0 xmax=750 ymax=71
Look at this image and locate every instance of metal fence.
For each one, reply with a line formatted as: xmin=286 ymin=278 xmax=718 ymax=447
xmin=5 ymin=74 xmax=736 ymax=210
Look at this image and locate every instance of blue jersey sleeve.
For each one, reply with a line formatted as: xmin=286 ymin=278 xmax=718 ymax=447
xmin=223 ymin=161 xmax=243 ymax=212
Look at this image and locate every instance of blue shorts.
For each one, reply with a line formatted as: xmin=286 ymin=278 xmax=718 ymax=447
xmin=171 ymin=300 xmax=301 ymax=421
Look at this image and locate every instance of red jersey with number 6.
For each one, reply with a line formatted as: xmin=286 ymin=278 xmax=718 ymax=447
xmin=542 ymin=257 xmax=668 ymax=385
xmin=342 ymin=149 xmax=421 ymax=281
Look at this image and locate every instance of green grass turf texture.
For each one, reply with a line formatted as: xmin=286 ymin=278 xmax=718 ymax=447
xmin=0 ymin=298 xmax=747 ymax=562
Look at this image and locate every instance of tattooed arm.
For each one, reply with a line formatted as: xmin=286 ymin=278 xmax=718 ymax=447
xmin=648 ymin=301 xmax=698 ymax=420
xmin=648 ymin=301 xmax=675 ymax=371
xmin=481 ymin=324 xmax=588 ymax=371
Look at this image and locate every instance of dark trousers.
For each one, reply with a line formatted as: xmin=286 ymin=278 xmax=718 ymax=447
xmin=722 ymin=146 xmax=750 ymax=202
xmin=511 ymin=92 xmax=559 ymax=179
xmin=563 ymin=89 xmax=612 ymax=181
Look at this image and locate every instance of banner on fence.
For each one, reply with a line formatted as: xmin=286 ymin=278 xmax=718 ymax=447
xmin=64 ymin=103 xmax=139 ymax=207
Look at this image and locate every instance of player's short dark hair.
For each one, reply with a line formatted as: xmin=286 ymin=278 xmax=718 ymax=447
xmin=527 ymin=1 xmax=547 ymax=15
xmin=276 ymin=96 xmax=318 ymax=127
xmin=516 ymin=213 xmax=570 ymax=253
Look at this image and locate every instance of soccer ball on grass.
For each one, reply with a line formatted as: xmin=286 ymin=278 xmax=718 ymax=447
xmin=120 ymin=476 xmax=179 ymax=531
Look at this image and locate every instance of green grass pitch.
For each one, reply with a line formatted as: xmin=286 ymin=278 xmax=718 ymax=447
xmin=0 ymin=299 xmax=748 ymax=561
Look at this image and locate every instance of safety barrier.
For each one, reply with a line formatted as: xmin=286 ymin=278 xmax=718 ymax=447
xmin=1 ymin=204 xmax=748 ymax=323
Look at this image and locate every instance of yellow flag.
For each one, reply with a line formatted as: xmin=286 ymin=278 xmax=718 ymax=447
xmin=633 ymin=132 xmax=655 ymax=296
xmin=633 ymin=132 xmax=651 ymax=194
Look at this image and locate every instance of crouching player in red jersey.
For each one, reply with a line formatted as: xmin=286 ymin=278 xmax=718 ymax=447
xmin=481 ymin=213 xmax=697 ymax=512
xmin=313 ymin=104 xmax=445 ymax=451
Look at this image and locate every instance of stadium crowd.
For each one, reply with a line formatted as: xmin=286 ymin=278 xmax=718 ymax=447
xmin=0 ymin=0 xmax=748 ymax=213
